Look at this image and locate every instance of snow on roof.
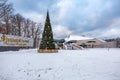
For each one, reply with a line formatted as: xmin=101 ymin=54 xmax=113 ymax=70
xmin=97 ymin=39 xmax=106 ymax=42
xmin=65 ymin=35 xmax=93 ymax=41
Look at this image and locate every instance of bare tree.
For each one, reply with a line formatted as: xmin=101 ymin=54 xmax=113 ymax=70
xmin=0 ymin=23 xmax=5 ymax=33
xmin=0 ymin=0 xmax=13 ymax=18
xmin=23 ymin=19 xmax=42 ymax=48
xmin=23 ymin=19 xmax=31 ymax=37
xmin=0 ymin=0 xmax=42 ymax=48
xmin=0 ymin=0 xmax=13 ymax=34
xmin=10 ymin=13 xmax=24 ymax=36
xmin=33 ymin=23 xmax=42 ymax=48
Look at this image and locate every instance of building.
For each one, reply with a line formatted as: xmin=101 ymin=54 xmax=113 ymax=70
xmin=116 ymin=38 xmax=120 ymax=48
xmin=103 ymin=38 xmax=120 ymax=48
xmin=76 ymin=38 xmax=106 ymax=48
xmin=64 ymin=35 xmax=106 ymax=49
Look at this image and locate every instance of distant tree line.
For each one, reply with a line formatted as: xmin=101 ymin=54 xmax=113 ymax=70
xmin=105 ymin=38 xmax=120 ymax=48
xmin=0 ymin=0 xmax=42 ymax=48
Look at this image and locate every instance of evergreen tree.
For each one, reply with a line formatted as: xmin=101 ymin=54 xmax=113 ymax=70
xmin=39 ymin=11 xmax=56 ymax=50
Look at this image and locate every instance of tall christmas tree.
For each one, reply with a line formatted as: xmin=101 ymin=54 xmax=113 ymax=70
xmin=38 ymin=11 xmax=58 ymax=53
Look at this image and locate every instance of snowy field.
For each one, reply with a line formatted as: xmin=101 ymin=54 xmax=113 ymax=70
xmin=0 ymin=48 xmax=120 ymax=80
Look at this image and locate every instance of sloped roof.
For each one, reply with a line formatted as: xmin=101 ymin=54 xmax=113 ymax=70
xmin=65 ymin=35 xmax=93 ymax=41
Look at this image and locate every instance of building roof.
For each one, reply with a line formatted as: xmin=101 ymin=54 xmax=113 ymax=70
xmin=65 ymin=35 xmax=93 ymax=42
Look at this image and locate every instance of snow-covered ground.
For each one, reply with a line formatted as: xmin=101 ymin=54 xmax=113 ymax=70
xmin=0 ymin=48 xmax=120 ymax=80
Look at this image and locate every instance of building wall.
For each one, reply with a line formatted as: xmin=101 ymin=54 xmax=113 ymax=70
xmin=102 ymin=38 xmax=120 ymax=48
xmin=76 ymin=38 xmax=106 ymax=48
xmin=116 ymin=38 xmax=120 ymax=48
xmin=100 ymin=41 xmax=117 ymax=48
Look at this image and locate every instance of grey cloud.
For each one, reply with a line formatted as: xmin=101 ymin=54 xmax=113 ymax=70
xmin=8 ymin=0 xmax=120 ymax=38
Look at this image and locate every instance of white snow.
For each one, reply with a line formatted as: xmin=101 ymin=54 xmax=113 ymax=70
xmin=65 ymin=35 xmax=92 ymax=41
xmin=0 ymin=48 xmax=120 ymax=80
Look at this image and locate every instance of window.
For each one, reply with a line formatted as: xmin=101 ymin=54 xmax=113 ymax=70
xmin=87 ymin=41 xmax=96 ymax=43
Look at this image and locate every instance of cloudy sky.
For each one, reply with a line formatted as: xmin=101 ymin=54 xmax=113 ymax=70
xmin=8 ymin=0 xmax=120 ymax=39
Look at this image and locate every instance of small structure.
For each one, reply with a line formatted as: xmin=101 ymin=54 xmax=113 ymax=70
xmin=38 ymin=11 xmax=58 ymax=53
